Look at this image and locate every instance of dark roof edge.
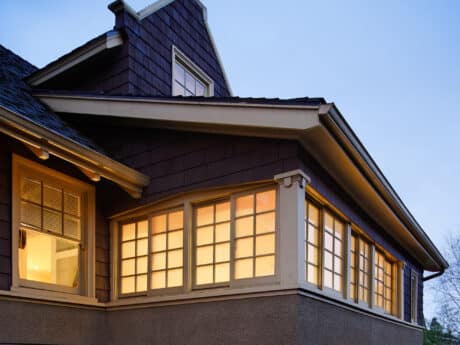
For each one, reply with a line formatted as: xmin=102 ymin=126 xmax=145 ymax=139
xmin=26 ymin=30 xmax=123 ymax=86
xmin=320 ymin=104 xmax=448 ymax=271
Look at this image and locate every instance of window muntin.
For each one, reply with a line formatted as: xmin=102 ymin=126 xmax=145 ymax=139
xmin=374 ymin=250 xmax=393 ymax=314
xmin=323 ymin=211 xmax=344 ymax=292
xmin=305 ymin=201 xmax=320 ymax=286
xmin=120 ymin=220 xmax=149 ymax=294
xmin=234 ymin=190 xmax=276 ymax=280
xmin=18 ymin=175 xmax=82 ymax=289
xmin=173 ymin=61 xmax=208 ymax=97
xmin=194 ymin=202 xmax=230 ymax=286
xmin=151 ymin=210 xmax=184 ymax=289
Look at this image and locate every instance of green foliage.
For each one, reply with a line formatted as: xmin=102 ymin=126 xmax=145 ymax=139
xmin=424 ymin=318 xmax=459 ymax=345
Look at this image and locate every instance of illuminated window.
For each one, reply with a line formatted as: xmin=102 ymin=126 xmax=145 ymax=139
xmin=120 ymin=220 xmax=148 ymax=294
xmin=323 ymin=211 xmax=344 ymax=292
xmin=234 ymin=190 xmax=276 ymax=280
xmin=350 ymin=234 xmax=358 ymax=300
xmin=172 ymin=47 xmax=213 ymax=97
xmin=358 ymin=238 xmax=371 ymax=304
xmin=14 ymin=155 xmax=94 ymax=295
xmin=194 ymin=201 xmax=231 ymax=286
xmin=305 ymin=201 xmax=320 ymax=286
xmin=151 ymin=210 xmax=184 ymax=289
xmin=374 ymin=250 xmax=394 ymax=314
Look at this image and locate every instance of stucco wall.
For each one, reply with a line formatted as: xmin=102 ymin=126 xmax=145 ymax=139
xmin=0 ymin=294 xmax=422 ymax=345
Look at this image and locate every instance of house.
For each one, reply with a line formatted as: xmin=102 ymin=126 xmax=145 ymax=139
xmin=0 ymin=0 xmax=448 ymax=344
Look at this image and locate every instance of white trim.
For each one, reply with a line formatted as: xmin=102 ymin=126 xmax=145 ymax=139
xmin=0 ymin=105 xmax=149 ymax=199
xmin=172 ymin=46 xmax=214 ymax=96
xmin=27 ymin=31 xmax=123 ymax=86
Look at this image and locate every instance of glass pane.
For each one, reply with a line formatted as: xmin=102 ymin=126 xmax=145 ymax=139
xmin=195 ymin=81 xmax=206 ymax=97
xmin=196 ymin=245 xmax=213 ymax=265
xmin=18 ymin=229 xmax=79 ymax=288
xmin=215 ymin=202 xmax=230 ymax=222
xmin=324 ymin=270 xmax=333 ymax=288
xmin=215 ymin=223 xmax=230 ymax=242
xmin=43 ymin=184 xmax=62 ymax=211
xmin=64 ymin=192 xmax=80 ymax=216
xmin=185 ymin=90 xmax=193 ymax=96
xmin=43 ymin=208 xmax=62 ymax=234
xmin=137 ymin=257 xmax=148 ymax=274
xmin=335 ymin=222 xmax=343 ymax=239
xmin=215 ymin=263 xmax=229 ymax=283
xmin=235 ymin=258 xmax=253 ymax=279
xmin=324 ymin=252 xmax=333 ymax=270
xmin=64 ymin=215 xmax=80 ymax=240
xmin=324 ymin=212 xmax=334 ymax=232
xmin=334 ymin=239 xmax=342 ymax=255
xmin=20 ymin=201 xmax=41 ymax=228
xmin=307 ymin=245 xmax=318 ymax=265
xmin=215 ymin=243 xmax=230 ymax=263
xmin=168 ymin=249 xmax=183 ymax=268
xmin=256 ymin=212 xmax=275 ymax=234
xmin=122 ymin=223 xmax=136 ymax=241
xmin=335 ymin=257 xmax=342 ymax=274
xmin=173 ymin=82 xmax=185 ymax=96
xmin=197 ymin=206 xmax=213 ymax=226
xmin=256 ymin=190 xmax=276 ymax=212
xmin=308 ymin=225 xmax=319 ymax=245
xmin=136 ymin=274 xmax=147 ymax=292
xmin=168 ymin=210 xmax=183 ymax=230
xmin=152 ymin=214 xmax=166 ymax=234
xmin=255 ymin=234 xmax=275 ymax=256
xmin=324 ymin=233 xmax=333 ymax=251
xmin=168 ymin=230 xmax=183 ymax=249
xmin=121 ymin=276 xmax=135 ymax=294
xmin=236 ymin=195 xmax=254 ymax=217
xmin=137 ymin=239 xmax=148 ymax=256
xmin=174 ymin=63 xmax=185 ymax=84
xmin=235 ymin=216 xmax=253 ymax=238
xmin=235 ymin=237 xmax=253 ymax=258
xmin=152 ymin=234 xmax=166 ymax=252
xmin=307 ymin=203 xmax=319 ymax=225
xmin=122 ymin=241 xmax=135 ymax=258
xmin=121 ymin=258 xmax=135 ymax=276
xmin=334 ymin=274 xmax=342 ymax=291
xmin=185 ymin=71 xmax=196 ymax=93
xmin=151 ymin=271 xmax=165 ymax=289
xmin=152 ymin=252 xmax=166 ymax=270
xmin=307 ymin=265 xmax=318 ymax=285
xmin=196 ymin=265 xmax=213 ymax=285
xmin=21 ymin=177 xmax=41 ymax=203
xmin=196 ymin=226 xmax=213 ymax=245
xmin=168 ymin=268 xmax=183 ymax=287
xmin=255 ymin=255 xmax=275 ymax=277
xmin=137 ymin=221 xmax=148 ymax=238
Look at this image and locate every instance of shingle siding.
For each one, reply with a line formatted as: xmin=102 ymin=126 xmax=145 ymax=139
xmin=0 ymin=134 xmax=11 ymax=291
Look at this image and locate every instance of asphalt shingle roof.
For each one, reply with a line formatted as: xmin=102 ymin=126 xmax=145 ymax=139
xmin=0 ymin=44 xmax=104 ymax=153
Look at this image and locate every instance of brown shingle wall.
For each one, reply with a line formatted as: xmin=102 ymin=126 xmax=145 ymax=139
xmin=0 ymin=137 xmax=11 ymax=290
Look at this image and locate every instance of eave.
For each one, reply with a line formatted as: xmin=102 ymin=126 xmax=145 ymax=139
xmin=0 ymin=104 xmax=149 ymax=198
xmin=35 ymin=93 xmax=448 ymax=271
xmin=26 ymin=31 xmax=123 ymax=87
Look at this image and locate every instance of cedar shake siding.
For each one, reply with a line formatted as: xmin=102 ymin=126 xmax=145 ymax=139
xmin=66 ymin=118 xmax=424 ymax=316
xmin=0 ymin=133 xmax=110 ymax=302
xmin=37 ymin=0 xmax=231 ymax=97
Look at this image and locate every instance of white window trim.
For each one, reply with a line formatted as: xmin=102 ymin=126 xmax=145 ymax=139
xmin=11 ymin=154 xmax=96 ymax=301
xmin=171 ymin=45 xmax=214 ymax=97
xmin=111 ymin=183 xmax=280 ymax=301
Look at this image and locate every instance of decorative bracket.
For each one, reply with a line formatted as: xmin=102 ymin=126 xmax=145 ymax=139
xmin=79 ymin=167 xmax=101 ymax=182
xmin=274 ymin=169 xmax=311 ymax=189
xmin=25 ymin=143 xmax=49 ymax=160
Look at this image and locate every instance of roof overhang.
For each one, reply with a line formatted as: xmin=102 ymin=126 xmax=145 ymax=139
xmin=26 ymin=31 xmax=123 ymax=87
xmin=36 ymin=93 xmax=448 ymax=271
xmin=0 ymin=104 xmax=149 ymax=198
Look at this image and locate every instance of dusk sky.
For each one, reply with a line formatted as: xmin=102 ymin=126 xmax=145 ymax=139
xmin=1 ymin=0 xmax=459 ymax=319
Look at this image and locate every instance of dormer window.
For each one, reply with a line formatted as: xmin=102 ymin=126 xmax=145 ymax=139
xmin=172 ymin=46 xmax=214 ymax=97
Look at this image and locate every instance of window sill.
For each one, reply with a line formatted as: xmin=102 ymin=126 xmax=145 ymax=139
xmin=0 ymin=287 xmax=102 ymax=307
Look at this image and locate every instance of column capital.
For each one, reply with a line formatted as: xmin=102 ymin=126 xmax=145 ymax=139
xmin=274 ymin=169 xmax=311 ymax=189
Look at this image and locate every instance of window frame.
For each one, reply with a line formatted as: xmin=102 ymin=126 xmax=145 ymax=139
xmin=349 ymin=230 xmax=372 ymax=307
xmin=11 ymin=154 xmax=95 ymax=298
xmin=171 ymin=46 xmax=214 ymax=97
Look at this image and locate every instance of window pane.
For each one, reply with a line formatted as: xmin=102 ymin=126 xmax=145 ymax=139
xmin=215 ymin=202 xmax=230 ymax=222
xmin=64 ymin=215 xmax=80 ymax=240
xmin=256 ymin=190 xmax=276 ymax=213
xmin=307 ymin=264 xmax=318 ymax=284
xmin=122 ymin=223 xmax=136 ymax=241
xmin=152 ymin=215 xmax=166 ymax=234
xmin=255 ymin=255 xmax=274 ymax=277
xmin=43 ymin=208 xmax=62 ymax=234
xmin=121 ymin=276 xmax=135 ymax=294
xmin=168 ymin=249 xmax=183 ymax=268
xmin=168 ymin=230 xmax=183 ymax=249
xmin=196 ymin=265 xmax=213 ymax=285
xmin=64 ymin=192 xmax=80 ymax=217
xmin=168 ymin=211 xmax=183 ymax=230
xmin=215 ymin=223 xmax=230 ymax=242
xmin=196 ymin=81 xmax=205 ymax=96
xmin=136 ymin=274 xmax=147 ymax=292
xmin=235 ymin=216 xmax=253 ymax=238
xmin=307 ymin=203 xmax=319 ymax=225
xmin=174 ymin=63 xmax=185 ymax=84
xmin=152 ymin=234 xmax=166 ymax=252
xmin=324 ymin=270 xmax=333 ymax=289
xmin=215 ymin=263 xmax=229 ymax=283
xmin=196 ymin=245 xmax=213 ymax=265
xmin=235 ymin=237 xmax=253 ymax=258
xmin=20 ymin=201 xmax=41 ymax=228
xmin=137 ymin=239 xmax=148 ymax=256
xmin=324 ymin=252 xmax=333 ymax=270
xmin=152 ymin=252 xmax=166 ymax=270
xmin=307 ymin=245 xmax=318 ymax=265
xmin=334 ymin=274 xmax=342 ymax=291
xmin=185 ymin=71 xmax=196 ymax=93
xmin=43 ymin=185 xmax=62 ymax=211
xmin=324 ymin=212 xmax=334 ymax=232
xmin=324 ymin=233 xmax=333 ymax=251
xmin=255 ymin=234 xmax=275 ymax=256
xmin=168 ymin=268 xmax=183 ymax=287
xmin=21 ymin=177 xmax=41 ymax=203
xmin=308 ymin=225 xmax=319 ymax=244
xmin=236 ymin=195 xmax=254 ymax=217
xmin=151 ymin=271 xmax=166 ymax=289
xmin=121 ymin=258 xmax=135 ymax=276
xmin=137 ymin=221 xmax=148 ymax=238
xmin=235 ymin=258 xmax=253 ymax=279
xmin=197 ymin=206 xmax=214 ymax=226
xmin=256 ymin=212 xmax=275 ymax=234
xmin=196 ymin=226 xmax=213 ymax=245
xmin=215 ymin=243 xmax=230 ymax=263
xmin=122 ymin=241 xmax=135 ymax=258
xmin=137 ymin=257 xmax=148 ymax=274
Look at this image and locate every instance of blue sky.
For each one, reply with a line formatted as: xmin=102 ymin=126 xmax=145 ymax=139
xmin=1 ymin=0 xmax=459 ymax=320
